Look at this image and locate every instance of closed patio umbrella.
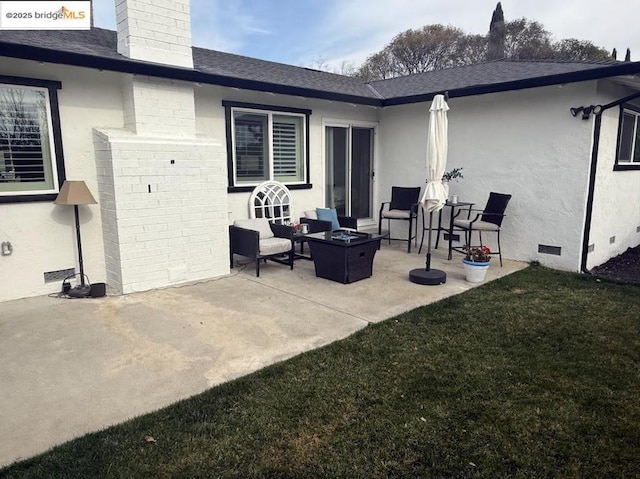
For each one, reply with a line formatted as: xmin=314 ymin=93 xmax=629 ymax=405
xmin=410 ymin=94 xmax=449 ymax=285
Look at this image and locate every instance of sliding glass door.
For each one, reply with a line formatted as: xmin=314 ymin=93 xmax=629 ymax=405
xmin=325 ymin=125 xmax=374 ymax=219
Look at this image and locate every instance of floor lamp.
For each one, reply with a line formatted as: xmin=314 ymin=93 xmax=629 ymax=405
xmin=54 ymin=180 xmax=97 ymax=298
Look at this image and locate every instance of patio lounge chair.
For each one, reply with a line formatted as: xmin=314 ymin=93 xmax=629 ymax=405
xmin=229 ymin=218 xmax=294 ymax=277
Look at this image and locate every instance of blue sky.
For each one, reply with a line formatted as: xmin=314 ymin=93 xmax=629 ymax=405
xmin=94 ymin=0 xmax=638 ymax=68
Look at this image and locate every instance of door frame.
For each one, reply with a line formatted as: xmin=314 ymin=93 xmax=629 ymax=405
xmin=322 ymin=118 xmax=378 ymax=227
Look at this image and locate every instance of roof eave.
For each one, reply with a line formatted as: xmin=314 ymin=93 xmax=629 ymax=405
xmin=381 ymin=62 xmax=640 ymax=106
xmin=0 ymin=42 xmax=382 ymax=107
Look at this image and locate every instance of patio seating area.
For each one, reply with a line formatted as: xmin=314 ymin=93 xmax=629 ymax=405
xmin=0 ymin=241 xmax=525 ymax=466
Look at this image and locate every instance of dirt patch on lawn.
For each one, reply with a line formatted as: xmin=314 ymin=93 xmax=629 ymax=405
xmin=591 ymin=245 xmax=640 ymax=284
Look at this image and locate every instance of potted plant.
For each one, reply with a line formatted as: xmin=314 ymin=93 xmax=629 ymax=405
xmin=441 ymin=167 xmax=463 ymax=202
xmin=462 ymin=245 xmax=491 ymax=282
xmin=442 ymin=167 xmax=464 ymax=183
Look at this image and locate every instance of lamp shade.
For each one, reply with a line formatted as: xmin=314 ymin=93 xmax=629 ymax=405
xmin=54 ymin=181 xmax=97 ymax=205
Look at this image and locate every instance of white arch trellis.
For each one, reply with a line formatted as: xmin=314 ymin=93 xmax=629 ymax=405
xmin=248 ymin=181 xmax=294 ymax=225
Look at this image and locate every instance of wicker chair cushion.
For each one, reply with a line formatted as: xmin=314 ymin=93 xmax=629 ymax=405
xmin=259 ymin=237 xmax=292 ymax=256
xmin=234 ymin=218 xmax=274 ymax=239
xmin=453 ymin=219 xmax=500 ymax=231
xmin=303 ymin=209 xmax=318 ymax=220
xmin=382 ymin=209 xmax=412 ymax=219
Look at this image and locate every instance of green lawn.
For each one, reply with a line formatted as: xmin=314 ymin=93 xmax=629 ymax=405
xmin=3 ymin=266 xmax=640 ymax=478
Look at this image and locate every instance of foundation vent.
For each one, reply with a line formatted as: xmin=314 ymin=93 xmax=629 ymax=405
xmin=538 ymin=245 xmax=562 ymax=256
xmin=587 ymin=244 xmax=595 ymax=253
xmin=609 ymin=236 xmax=616 ymax=244
xmin=44 ymin=268 xmax=75 ymax=283
xmin=637 ymin=226 xmax=640 ymax=233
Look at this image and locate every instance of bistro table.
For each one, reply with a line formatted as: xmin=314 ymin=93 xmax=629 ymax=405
xmin=419 ymin=200 xmax=474 ymax=260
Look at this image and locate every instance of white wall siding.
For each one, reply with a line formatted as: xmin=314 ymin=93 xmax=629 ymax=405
xmin=587 ymin=81 xmax=640 ymax=269
xmin=378 ymin=83 xmax=597 ymax=271
xmin=0 ymin=60 xmax=124 ymax=301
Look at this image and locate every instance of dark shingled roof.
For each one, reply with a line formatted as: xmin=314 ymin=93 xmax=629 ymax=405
xmin=1 ymin=27 xmax=639 ymax=106
xmin=371 ymin=60 xmax=619 ymax=97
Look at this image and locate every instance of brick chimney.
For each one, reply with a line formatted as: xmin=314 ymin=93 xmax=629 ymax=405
xmin=115 ymin=0 xmax=193 ymax=69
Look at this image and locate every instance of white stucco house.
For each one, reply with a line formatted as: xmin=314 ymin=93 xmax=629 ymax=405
xmin=1 ymin=0 xmax=639 ymax=302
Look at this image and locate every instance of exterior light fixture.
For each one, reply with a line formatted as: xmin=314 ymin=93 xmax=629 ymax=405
xmin=570 ymin=105 xmax=603 ymax=120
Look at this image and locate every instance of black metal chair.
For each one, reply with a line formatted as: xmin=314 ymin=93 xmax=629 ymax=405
xmin=451 ymin=192 xmax=512 ymax=266
xmin=229 ymin=218 xmax=294 ymax=277
xmin=378 ymin=186 xmax=423 ymax=253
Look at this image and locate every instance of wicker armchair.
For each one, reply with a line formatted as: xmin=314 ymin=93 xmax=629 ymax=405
xmin=229 ymin=218 xmax=294 ymax=277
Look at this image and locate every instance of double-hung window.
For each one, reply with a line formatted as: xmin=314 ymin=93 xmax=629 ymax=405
xmin=223 ymin=101 xmax=310 ymax=190
xmin=615 ymin=104 xmax=640 ymax=169
xmin=0 ymin=76 xmax=64 ymax=202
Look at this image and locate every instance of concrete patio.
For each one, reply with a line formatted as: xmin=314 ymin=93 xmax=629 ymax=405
xmin=0 ymin=241 xmax=526 ymax=467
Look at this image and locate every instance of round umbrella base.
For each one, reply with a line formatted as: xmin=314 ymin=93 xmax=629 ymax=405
xmin=409 ymin=268 xmax=447 ymax=285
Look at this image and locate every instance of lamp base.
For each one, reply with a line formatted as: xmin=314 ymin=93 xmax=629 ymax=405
xmin=409 ymin=268 xmax=447 ymax=285
xmin=67 ymin=284 xmax=92 ymax=298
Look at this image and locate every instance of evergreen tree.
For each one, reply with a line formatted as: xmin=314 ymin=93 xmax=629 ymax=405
xmin=487 ymin=2 xmax=505 ymax=60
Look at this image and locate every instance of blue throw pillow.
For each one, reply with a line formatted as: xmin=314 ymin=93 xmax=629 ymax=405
xmin=316 ymin=208 xmax=340 ymax=230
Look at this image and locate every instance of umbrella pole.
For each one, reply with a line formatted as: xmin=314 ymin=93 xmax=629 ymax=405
xmin=425 ymin=212 xmax=433 ymax=271
xmin=409 ymin=209 xmax=446 ymax=285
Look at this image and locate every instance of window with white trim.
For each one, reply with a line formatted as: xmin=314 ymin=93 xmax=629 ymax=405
xmin=616 ymin=106 xmax=640 ymax=165
xmin=0 ymin=81 xmax=62 ymax=199
xmin=223 ymin=101 xmax=310 ymax=189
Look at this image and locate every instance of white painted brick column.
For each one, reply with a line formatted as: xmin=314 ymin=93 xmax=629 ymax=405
xmin=94 ymin=131 xmax=228 ymax=294
xmin=94 ymin=0 xmax=228 ymax=294
xmin=122 ymin=76 xmax=196 ymax=137
xmin=116 ymin=0 xmax=193 ymax=68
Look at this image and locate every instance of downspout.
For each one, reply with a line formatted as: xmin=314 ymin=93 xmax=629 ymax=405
xmin=579 ymin=90 xmax=640 ymax=274
xmin=580 ymin=113 xmax=602 ymax=274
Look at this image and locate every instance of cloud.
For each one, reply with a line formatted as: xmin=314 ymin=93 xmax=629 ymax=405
xmin=190 ymin=0 xmax=271 ymax=50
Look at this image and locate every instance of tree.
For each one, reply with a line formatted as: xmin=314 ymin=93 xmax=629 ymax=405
xmin=487 ymin=2 xmax=505 ymax=60
xmin=625 ymin=48 xmax=631 ymax=61
xmin=503 ymin=19 xmax=553 ymax=59
xmin=355 ymin=50 xmax=395 ymax=80
xmin=351 ymin=4 xmax=611 ymax=80
xmin=386 ymin=25 xmax=466 ymax=74
xmin=356 ymin=25 xmax=466 ymax=80
xmin=455 ymin=34 xmax=488 ymax=66
xmin=552 ymin=39 xmax=610 ymax=61
xmin=612 ymin=48 xmax=617 ymax=60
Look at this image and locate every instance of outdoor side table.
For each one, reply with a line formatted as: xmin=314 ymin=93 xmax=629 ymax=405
xmin=419 ymin=200 xmax=474 ymax=260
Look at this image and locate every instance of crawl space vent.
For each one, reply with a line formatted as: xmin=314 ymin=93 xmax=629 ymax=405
xmin=44 ymin=268 xmax=75 ymax=283
xmin=538 ymin=245 xmax=562 ymax=256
